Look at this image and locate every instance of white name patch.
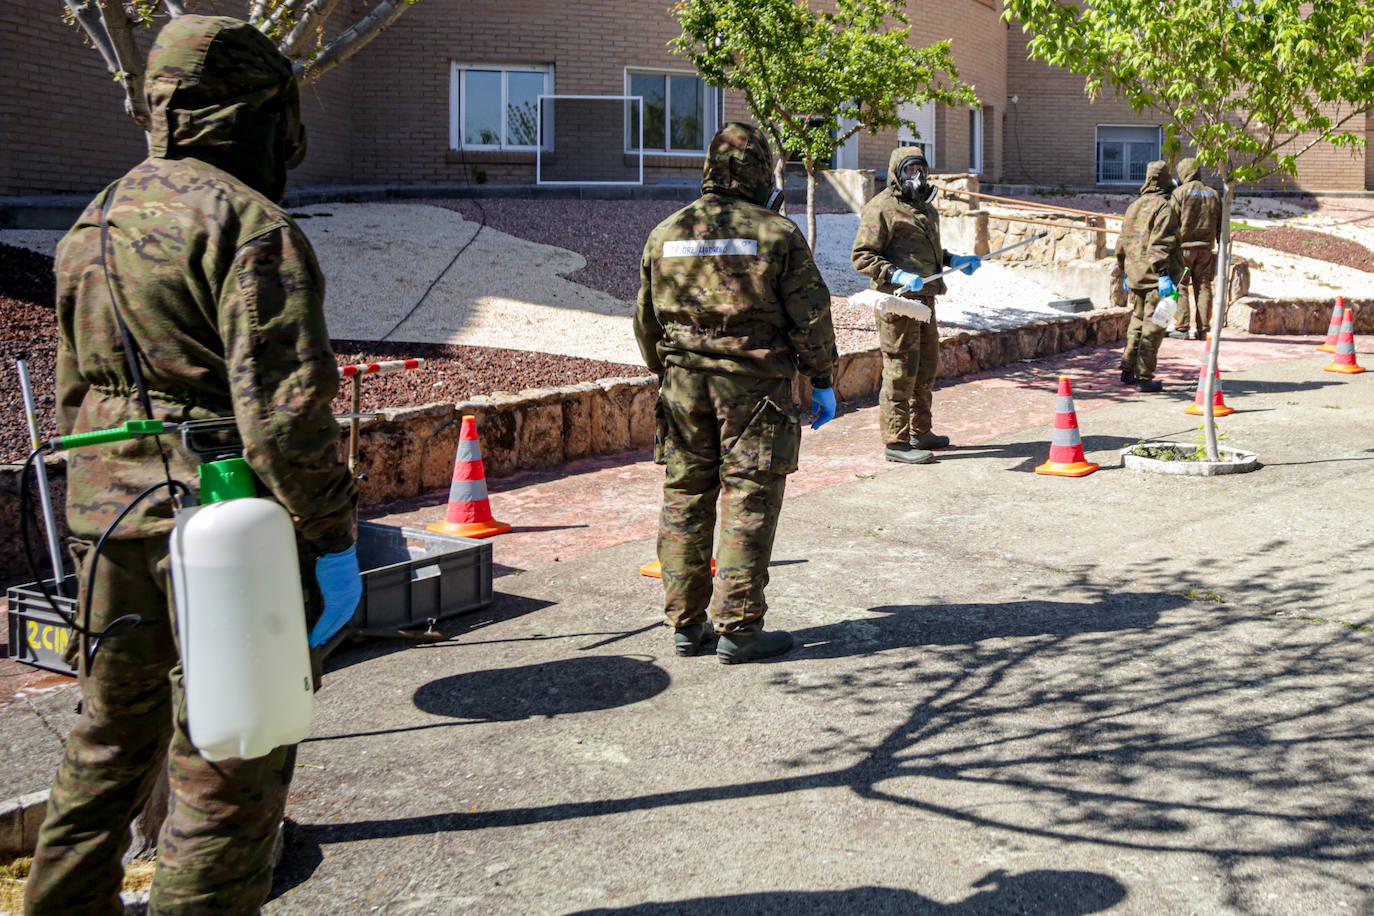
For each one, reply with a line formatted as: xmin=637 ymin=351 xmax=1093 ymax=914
xmin=663 ymin=239 xmax=758 ymax=258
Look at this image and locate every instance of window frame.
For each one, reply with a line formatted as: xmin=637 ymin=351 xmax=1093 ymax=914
xmin=1095 ymin=124 xmax=1162 ymax=185
xmin=968 ymin=108 xmax=984 ymax=174
xmin=450 ymin=62 xmax=555 ymax=152
xmin=623 ymin=67 xmax=719 ymax=155
xmin=897 ymin=99 xmax=936 ymax=168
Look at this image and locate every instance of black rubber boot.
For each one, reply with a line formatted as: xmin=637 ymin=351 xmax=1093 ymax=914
xmin=673 ymin=621 xmax=716 ymax=657
xmin=717 ymin=630 xmax=794 ymax=665
xmin=884 ymin=442 xmax=936 ymax=464
xmin=910 ymin=431 xmax=951 ymax=450
xmin=1120 ymin=368 xmax=1137 ymax=385
xmin=1136 ymin=379 xmax=1164 ymax=393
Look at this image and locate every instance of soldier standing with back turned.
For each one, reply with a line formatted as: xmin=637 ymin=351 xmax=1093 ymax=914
xmin=635 ymin=122 xmax=837 ymax=664
xmin=1117 ymin=160 xmax=1184 ymax=393
xmin=1167 ymin=157 xmax=1222 ymax=340
xmin=25 ymin=15 xmax=359 ymax=915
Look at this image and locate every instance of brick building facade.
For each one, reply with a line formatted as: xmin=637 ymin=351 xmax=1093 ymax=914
xmin=2 ymin=2 xmax=1369 ymax=196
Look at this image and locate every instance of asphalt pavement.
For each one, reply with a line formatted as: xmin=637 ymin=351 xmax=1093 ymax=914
xmin=3 ymin=334 xmax=1371 ymax=914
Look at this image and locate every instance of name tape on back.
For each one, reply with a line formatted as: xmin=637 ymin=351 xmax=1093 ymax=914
xmin=663 ymin=239 xmax=758 ymax=258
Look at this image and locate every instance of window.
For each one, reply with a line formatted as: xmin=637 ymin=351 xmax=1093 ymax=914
xmin=968 ymin=108 xmax=984 ymax=173
xmin=451 ymin=63 xmax=554 ymax=150
xmin=897 ymin=100 xmax=935 ymax=167
xmin=1096 ymin=125 xmax=1161 ymax=184
xmin=625 ymin=70 xmax=718 ymax=154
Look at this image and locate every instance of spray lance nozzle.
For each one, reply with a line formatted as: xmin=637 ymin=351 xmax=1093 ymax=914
xmin=45 ymin=418 xmax=171 ymax=452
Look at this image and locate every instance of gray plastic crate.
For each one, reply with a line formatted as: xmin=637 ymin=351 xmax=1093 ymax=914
xmin=6 ymin=576 xmax=79 ymax=676
xmin=352 ymin=522 xmax=493 ymax=631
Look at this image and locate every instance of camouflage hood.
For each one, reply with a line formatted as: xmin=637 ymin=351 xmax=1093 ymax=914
xmin=701 ymin=123 xmax=776 ymax=206
xmin=1176 ymin=157 xmax=1202 ymax=184
xmin=145 ymin=15 xmax=304 ymax=201
xmin=886 ymin=146 xmax=928 ymax=194
xmin=1139 ymin=160 xmax=1175 ymax=197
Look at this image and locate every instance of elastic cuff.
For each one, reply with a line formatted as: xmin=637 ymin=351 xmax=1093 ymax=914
xmin=942 ymin=251 xmax=954 ymax=267
xmin=809 ymin=374 xmax=833 ymax=389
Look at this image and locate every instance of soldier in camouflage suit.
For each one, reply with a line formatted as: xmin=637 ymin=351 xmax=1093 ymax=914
xmin=1168 ymin=157 xmax=1222 ymax=340
xmin=635 ymin=122 xmax=837 ymax=664
xmin=25 ymin=16 xmax=356 ymax=915
xmin=1116 ymin=160 xmax=1184 ymax=392
xmin=852 ymin=148 xmax=980 ymax=463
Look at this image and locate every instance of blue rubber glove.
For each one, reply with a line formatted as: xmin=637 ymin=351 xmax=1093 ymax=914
xmin=1122 ymin=277 xmax=1130 ymax=291
xmin=309 ymin=546 xmax=363 ymax=647
xmin=811 ymin=386 xmax=836 ymax=430
xmin=950 ymin=254 xmax=981 ymax=275
xmin=1158 ymin=275 xmax=1178 ymax=298
xmin=890 ymin=269 xmax=924 ymax=292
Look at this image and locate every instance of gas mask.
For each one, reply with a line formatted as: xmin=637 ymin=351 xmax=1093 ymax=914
xmin=897 ymin=156 xmax=937 ymax=204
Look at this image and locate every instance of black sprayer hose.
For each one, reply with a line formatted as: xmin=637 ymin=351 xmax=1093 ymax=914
xmin=20 ymin=444 xmax=191 ymax=669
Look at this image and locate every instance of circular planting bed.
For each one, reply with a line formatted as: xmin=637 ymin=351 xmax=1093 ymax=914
xmin=1120 ymin=441 xmax=1258 ymax=476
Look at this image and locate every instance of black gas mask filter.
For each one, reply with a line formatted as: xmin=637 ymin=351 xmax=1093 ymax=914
xmin=897 ymin=156 xmax=937 ymax=204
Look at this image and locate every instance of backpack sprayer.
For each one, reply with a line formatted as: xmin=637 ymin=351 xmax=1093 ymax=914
xmin=849 ymin=231 xmax=1051 ymax=320
xmin=18 ymin=407 xmax=383 ymax=761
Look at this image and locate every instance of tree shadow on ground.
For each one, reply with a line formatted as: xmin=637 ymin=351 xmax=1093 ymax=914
xmin=283 ymin=550 xmax=1374 ymax=910
xmin=566 ymin=869 xmax=1127 ymax=915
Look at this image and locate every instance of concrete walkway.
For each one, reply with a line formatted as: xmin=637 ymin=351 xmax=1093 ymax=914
xmin=3 ymin=335 xmax=1372 ymax=914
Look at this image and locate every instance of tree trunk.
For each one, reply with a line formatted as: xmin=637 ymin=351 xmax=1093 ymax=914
xmin=805 ymin=161 xmax=818 ymax=254
xmin=773 ymin=156 xmax=787 ymax=218
xmin=1202 ymin=179 xmax=1237 ymax=461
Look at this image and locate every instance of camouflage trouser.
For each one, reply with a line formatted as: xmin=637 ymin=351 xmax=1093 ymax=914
xmin=25 ymin=535 xmax=299 ymax=916
xmin=654 ymin=366 xmax=799 ymax=635
xmin=877 ymin=306 xmax=939 ymax=445
xmin=1121 ymin=288 xmax=1168 ymax=381
xmin=1175 ymin=247 xmax=1217 ymax=334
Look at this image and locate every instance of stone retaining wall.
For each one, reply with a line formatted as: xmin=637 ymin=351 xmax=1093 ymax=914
xmin=1 ymin=309 xmax=1131 ymax=579
xmin=1227 ymin=297 xmax=1369 ymax=335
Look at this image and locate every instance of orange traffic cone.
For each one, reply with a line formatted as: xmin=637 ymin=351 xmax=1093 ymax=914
xmin=1035 ymin=376 xmax=1099 ymax=477
xmin=427 ymin=415 xmax=511 ymax=537
xmin=1323 ymin=307 xmax=1366 ymax=374
xmin=639 ymin=558 xmax=716 ymax=578
xmin=1318 ymin=297 xmax=1344 ymax=353
xmin=1184 ymin=336 xmax=1235 ymax=417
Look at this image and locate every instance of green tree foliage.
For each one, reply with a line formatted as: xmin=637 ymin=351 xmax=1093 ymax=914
xmin=672 ymin=0 xmax=978 ymax=251
xmin=1002 ymin=0 xmax=1374 ymax=458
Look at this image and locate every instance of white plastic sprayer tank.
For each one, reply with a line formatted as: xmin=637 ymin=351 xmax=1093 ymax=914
xmin=169 ymin=458 xmax=313 ymax=761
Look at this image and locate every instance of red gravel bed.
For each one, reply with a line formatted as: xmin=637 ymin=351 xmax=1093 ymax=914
xmin=328 ymin=340 xmax=642 ymax=415
xmin=1 ymin=244 xmax=61 ymax=459
xmin=1230 ymin=225 xmax=1374 ymax=272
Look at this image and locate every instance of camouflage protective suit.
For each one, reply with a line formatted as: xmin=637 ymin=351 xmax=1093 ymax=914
xmin=1169 ymin=157 xmax=1222 ymax=337
xmin=1116 ymin=161 xmax=1184 ymax=382
xmin=852 ymin=147 xmax=949 ymax=445
xmin=634 ymin=123 xmax=836 ymax=636
xmin=26 ymin=16 xmax=355 ymax=916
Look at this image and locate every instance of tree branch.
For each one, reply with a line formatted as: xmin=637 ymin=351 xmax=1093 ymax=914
xmin=281 ymin=0 xmax=344 ymax=59
xmin=67 ymin=0 xmax=151 ymax=131
xmin=296 ymin=0 xmax=411 ymax=83
xmin=249 ymin=0 xmax=272 ymax=28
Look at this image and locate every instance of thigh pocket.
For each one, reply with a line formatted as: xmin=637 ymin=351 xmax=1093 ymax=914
xmin=729 ymin=397 xmax=801 ymax=476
